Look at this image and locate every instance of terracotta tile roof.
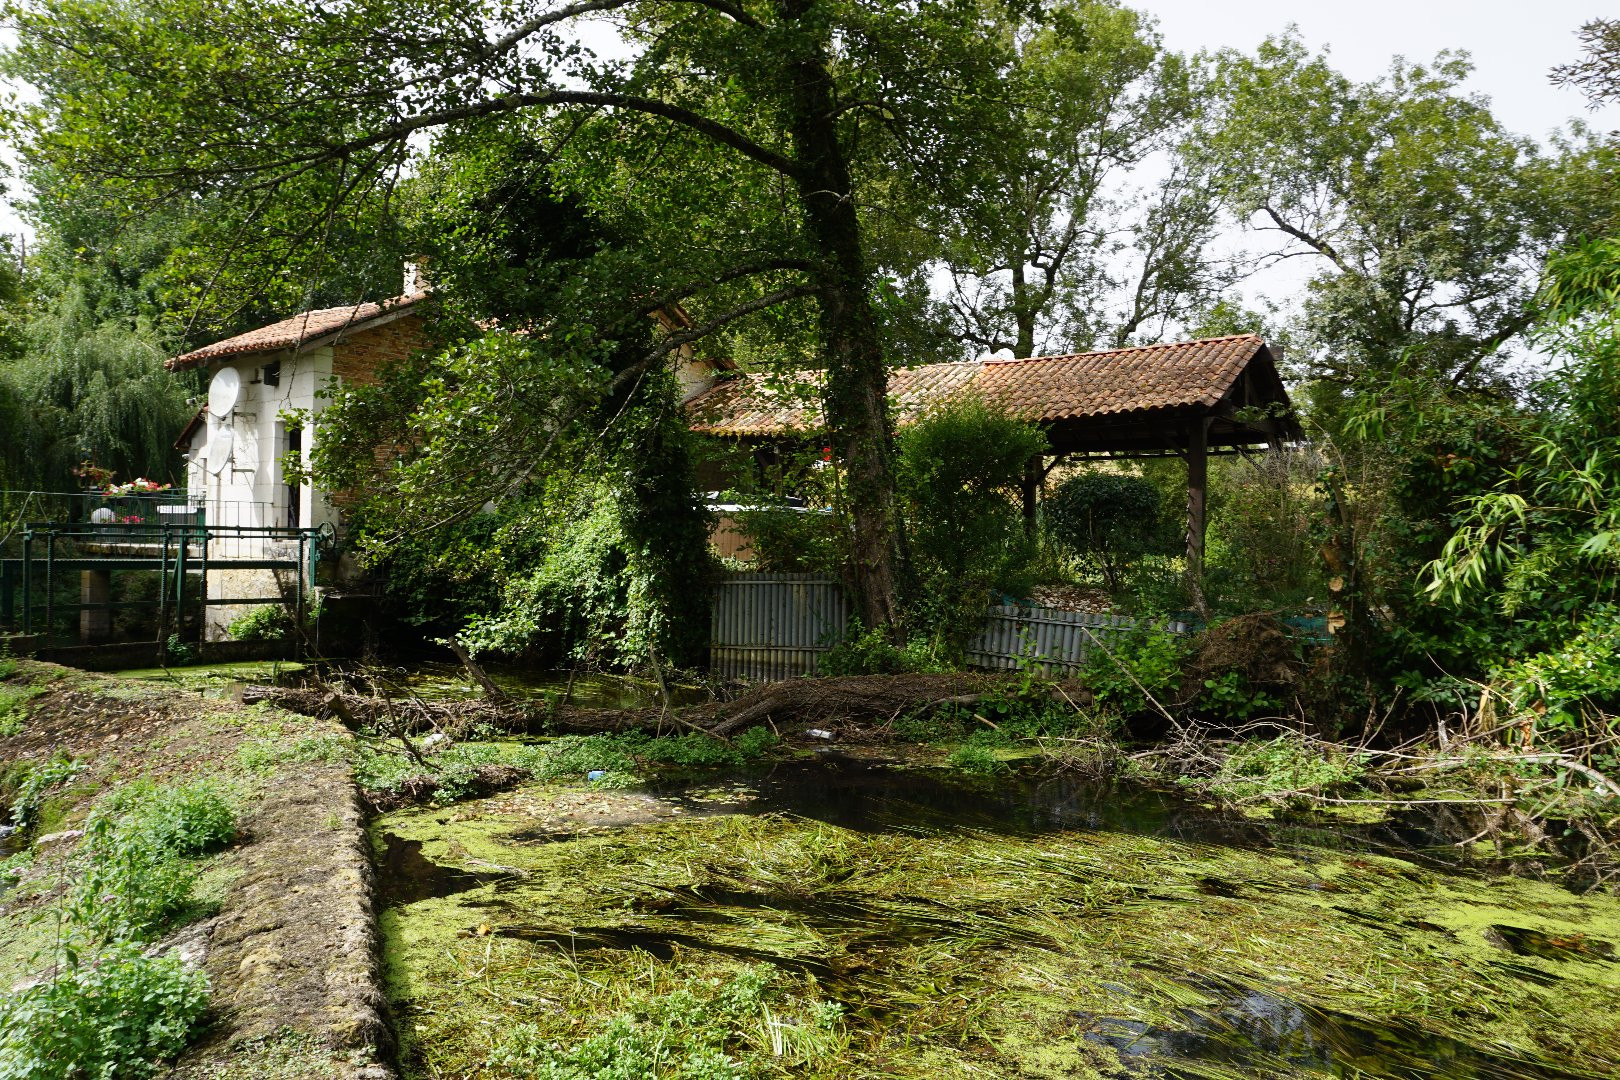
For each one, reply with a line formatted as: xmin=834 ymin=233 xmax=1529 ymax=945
xmin=167 ymin=293 xmax=428 ymax=370
xmin=687 ymin=335 xmax=1274 ymax=436
xmin=974 ymin=334 xmax=1265 ymax=421
xmin=688 ymin=361 xmax=984 ymax=437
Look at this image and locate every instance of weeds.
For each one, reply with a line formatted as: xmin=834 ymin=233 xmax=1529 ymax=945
xmin=67 ymin=778 xmax=236 ymax=942
xmin=0 ymin=667 xmax=48 ymax=737
xmin=818 ymin=622 xmax=944 ymax=676
xmin=1080 ymin=625 xmax=1187 ymax=717
xmin=0 ymin=941 xmax=208 ymax=1080
xmin=1198 ymin=734 xmax=1366 ymax=803
xmin=0 ymin=776 xmax=235 ymax=1077
xmin=235 ymin=732 xmax=350 ymax=773
xmin=4 ymin=755 xmax=86 ymax=832
xmin=947 ymin=738 xmax=1007 ymax=774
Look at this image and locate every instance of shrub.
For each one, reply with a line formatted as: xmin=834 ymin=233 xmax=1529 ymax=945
xmin=1203 ymin=449 xmax=1327 ymax=612
xmin=1491 ymin=606 xmax=1620 ymax=751
xmin=68 ymin=778 xmax=238 ymax=942
xmin=0 ymin=941 xmax=208 ymax=1080
xmin=1046 ymin=471 xmax=1171 ymax=592
xmin=732 ymin=726 xmax=780 ymax=759
xmin=1198 ymin=671 xmax=1285 ymax=722
xmin=818 ymin=622 xmax=944 ymax=676
xmin=99 ymin=778 xmax=237 ymax=856
xmin=895 ymin=396 xmax=1046 ymax=654
xmin=226 ymin=605 xmax=293 ymax=642
xmin=73 ymin=816 xmax=204 ymax=942
xmin=728 ymin=503 xmax=843 ymax=574
xmin=1080 ymin=628 xmax=1187 ymax=717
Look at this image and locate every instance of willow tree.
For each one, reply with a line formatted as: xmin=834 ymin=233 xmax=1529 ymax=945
xmin=3 ymin=0 xmax=1021 ymax=629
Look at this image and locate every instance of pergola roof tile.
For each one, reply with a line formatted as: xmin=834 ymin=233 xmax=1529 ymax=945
xmin=687 ymin=335 xmax=1276 ymax=437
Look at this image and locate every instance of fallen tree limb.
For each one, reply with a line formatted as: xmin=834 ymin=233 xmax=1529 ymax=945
xmin=245 ymin=672 xmax=1095 ymax=739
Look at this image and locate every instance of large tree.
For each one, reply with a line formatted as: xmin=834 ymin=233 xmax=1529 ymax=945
xmin=935 ymin=0 xmax=1232 ymax=358
xmin=1193 ymin=33 xmax=1618 ymax=416
xmin=2 ymin=0 xmax=1022 ymax=629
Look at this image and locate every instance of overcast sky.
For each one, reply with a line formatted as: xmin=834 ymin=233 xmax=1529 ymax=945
xmin=1137 ymin=0 xmax=1614 ymax=139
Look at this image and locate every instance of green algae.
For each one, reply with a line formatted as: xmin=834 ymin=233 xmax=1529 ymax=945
xmin=113 ymin=661 xmax=307 ymax=695
xmin=376 ymin=766 xmax=1620 ymax=1079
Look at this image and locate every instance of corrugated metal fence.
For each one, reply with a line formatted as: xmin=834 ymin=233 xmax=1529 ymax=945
xmin=709 ymin=573 xmax=850 ymax=680
xmin=966 ymin=605 xmax=1191 ymax=673
xmin=709 ymin=573 xmax=1189 ymax=681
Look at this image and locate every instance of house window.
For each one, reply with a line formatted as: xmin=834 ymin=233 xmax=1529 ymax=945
xmin=262 ymin=360 xmax=280 ymax=387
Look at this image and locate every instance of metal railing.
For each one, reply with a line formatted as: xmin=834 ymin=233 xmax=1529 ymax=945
xmin=1 ymin=519 xmax=329 ymax=645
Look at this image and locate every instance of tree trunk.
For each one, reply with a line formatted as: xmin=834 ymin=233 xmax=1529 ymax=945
xmin=780 ymin=0 xmax=903 ymax=631
xmin=1011 ymin=261 xmax=1037 ymax=358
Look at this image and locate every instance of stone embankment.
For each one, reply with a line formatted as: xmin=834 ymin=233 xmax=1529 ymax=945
xmin=0 ymin=662 xmax=395 ymax=1079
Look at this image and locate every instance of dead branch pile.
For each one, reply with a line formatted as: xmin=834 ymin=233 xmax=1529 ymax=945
xmin=1179 ymin=612 xmax=1303 ymax=704
xmin=245 ymin=672 xmax=1093 ymax=740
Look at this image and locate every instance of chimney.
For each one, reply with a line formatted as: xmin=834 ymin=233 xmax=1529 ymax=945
xmin=403 ymin=256 xmax=430 ymax=297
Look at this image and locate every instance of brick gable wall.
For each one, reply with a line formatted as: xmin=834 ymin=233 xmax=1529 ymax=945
xmin=331 ymin=313 xmax=429 ymax=386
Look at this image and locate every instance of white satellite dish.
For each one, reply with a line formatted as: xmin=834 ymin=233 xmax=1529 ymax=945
xmin=208 ymin=366 xmax=241 ymax=417
xmin=207 ymin=427 xmax=234 ymax=476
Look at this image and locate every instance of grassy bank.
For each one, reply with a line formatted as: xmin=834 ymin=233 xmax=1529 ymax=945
xmin=0 ymin=659 xmax=387 ymax=1079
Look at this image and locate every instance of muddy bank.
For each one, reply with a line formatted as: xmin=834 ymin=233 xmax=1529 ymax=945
xmin=0 ymin=661 xmax=392 ymax=1079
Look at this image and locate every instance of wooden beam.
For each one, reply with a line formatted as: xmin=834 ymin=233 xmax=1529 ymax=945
xmin=1021 ymin=455 xmax=1041 ymax=536
xmin=1185 ymin=417 xmax=1211 ymax=614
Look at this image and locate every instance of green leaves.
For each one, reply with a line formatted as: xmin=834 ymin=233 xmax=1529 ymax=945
xmin=895 ymin=394 xmax=1046 ymax=652
xmin=0 ymin=941 xmax=208 ymax=1080
xmin=1045 ymin=470 xmax=1168 ymax=592
xmin=1196 ymin=30 xmax=1618 ymax=395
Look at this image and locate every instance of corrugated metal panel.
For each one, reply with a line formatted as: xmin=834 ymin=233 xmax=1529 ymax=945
xmin=964 ymin=605 xmax=1189 ymax=673
xmin=708 ymin=576 xmax=1188 ymax=682
xmin=709 ymin=573 xmax=849 ymax=680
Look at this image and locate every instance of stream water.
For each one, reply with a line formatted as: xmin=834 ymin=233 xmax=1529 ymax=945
xmin=376 ymin=754 xmax=1620 ymax=1079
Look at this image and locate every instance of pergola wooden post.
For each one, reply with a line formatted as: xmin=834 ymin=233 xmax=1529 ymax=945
xmin=1021 ymin=454 xmax=1041 ymax=536
xmin=1184 ymin=417 xmax=1211 ymax=612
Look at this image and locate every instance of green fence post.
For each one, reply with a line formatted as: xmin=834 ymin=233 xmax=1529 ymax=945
xmin=20 ymin=528 xmax=31 ymax=637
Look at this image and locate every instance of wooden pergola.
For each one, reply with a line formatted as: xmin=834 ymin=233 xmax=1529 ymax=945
xmin=687 ymin=334 xmax=1304 ymax=602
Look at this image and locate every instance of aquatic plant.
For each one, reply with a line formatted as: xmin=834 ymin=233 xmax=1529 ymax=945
xmin=380 ymin=784 xmax=1620 ymax=1079
xmin=481 ymin=966 xmax=844 ymax=1079
xmin=355 ymin=730 xmax=783 ymax=808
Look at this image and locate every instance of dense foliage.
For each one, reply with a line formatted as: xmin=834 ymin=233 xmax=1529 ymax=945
xmin=0 ymin=775 xmax=231 ymax=1079
xmin=894 ymin=397 xmax=1047 ymax=653
xmin=1044 ymin=471 xmax=1169 ymax=591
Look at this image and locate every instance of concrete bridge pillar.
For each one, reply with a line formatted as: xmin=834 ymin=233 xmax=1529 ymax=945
xmin=80 ymin=569 xmax=112 ymax=643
